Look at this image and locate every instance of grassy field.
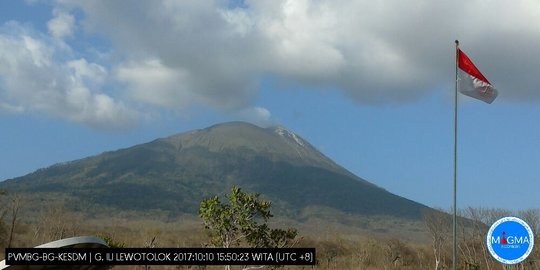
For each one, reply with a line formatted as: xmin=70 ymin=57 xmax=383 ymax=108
xmin=0 ymin=203 xmax=433 ymax=269
xmin=1 ymin=198 xmax=539 ymax=269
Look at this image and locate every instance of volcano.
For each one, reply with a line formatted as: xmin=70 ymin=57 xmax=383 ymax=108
xmin=0 ymin=122 xmax=429 ymax=219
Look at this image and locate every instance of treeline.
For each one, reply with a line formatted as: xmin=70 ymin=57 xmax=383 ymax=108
xmin=423 ymin=207 xmax=540 ymax=270
xmin=0 ymin=191 xmax=82 ymax=249
xmin=1 ymin=189 xmax=539 ymax=269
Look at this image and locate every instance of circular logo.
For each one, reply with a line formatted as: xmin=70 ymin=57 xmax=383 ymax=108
xmin=487 ymin=216 xmax=534 ymax=264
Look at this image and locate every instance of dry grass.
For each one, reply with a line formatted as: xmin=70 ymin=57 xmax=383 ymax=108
xmin=2 ymin=206 xmax=538 ymax=270
xmin=1 ymin=211 xmax=435 ymax=269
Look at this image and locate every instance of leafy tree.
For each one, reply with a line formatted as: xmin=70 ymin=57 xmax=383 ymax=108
xmin=199 ymin=186 xmax=297 ymax=249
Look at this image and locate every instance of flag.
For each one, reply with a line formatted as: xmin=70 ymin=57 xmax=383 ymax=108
xmin=457 ymin=49 xmax=498 ymax=104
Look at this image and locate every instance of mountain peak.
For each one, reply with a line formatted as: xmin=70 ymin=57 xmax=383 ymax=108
xmin=270 ymin=126 xmax=306 ymax=147
xmin=0 ymin=121 xmax=429 ymax=220
xmin=161 ymin=121 xmax=338 ymax=171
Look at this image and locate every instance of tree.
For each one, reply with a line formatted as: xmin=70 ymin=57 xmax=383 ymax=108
xmin=0 ymin=189 xmax=7 ymax=247
xmin=518 ymin=209 xmax=540 ymax=270
xmin=33 ymin=200 xmax=81 ymax=244
xmin=423 ymin=209 xmax=451 ymax=270
xmin=0 ymin=190 xmax=23 ymax=248
xmin=458 ymin=207 xmax=484 ymax=270
xmin=199 ymin=186 xmax=297 ymax=249
xmin=6 ymin=194 xmax=22 ymax=248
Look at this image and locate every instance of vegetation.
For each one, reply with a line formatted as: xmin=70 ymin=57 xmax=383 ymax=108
xmin=2 ymin=123 xmax=538 ymax=269
xmin=0 ymin=190 xmax=23 ymax=249
xmin=0 ymin=122 xmax=428 ymax=220
xmin=1 ymin=190 xmax=539 ymax=269
xmin=99 ymin=234 xmax=126 ymax=248
xmin=199 ymin=186 xmax=297 ymax=249
xmin=422 ymin=207 xmax=540 ymax=270
xmin=0 ymin=189 xmax=7 ymax=247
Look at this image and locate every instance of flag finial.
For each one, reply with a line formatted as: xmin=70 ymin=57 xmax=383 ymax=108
xmin=455 ymin=40 xmax=459 ymax=46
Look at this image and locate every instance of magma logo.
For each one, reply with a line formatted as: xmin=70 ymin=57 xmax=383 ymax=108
xmin=487 ymin=217 xmax=534 ymax=264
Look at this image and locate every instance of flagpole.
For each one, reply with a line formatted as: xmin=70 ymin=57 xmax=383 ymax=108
xmin=453 ymin=39 xmax=459 ymax=270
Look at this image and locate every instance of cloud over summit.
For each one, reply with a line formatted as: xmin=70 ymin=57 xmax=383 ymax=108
xmin=73 ymin=0 xmax=540 ymax=101
xmin=2 ymin=0 xmax=540 ymax=128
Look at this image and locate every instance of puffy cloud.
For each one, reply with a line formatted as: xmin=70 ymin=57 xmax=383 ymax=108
xmin=47 ymin=9 xmax=75 ymax=39
xmin=60 ymin=0 xmax=540 ymax=106
xmin=235 ymin=106 xmax=274 ymax=127
xmin=0 ymin=23 xmax=137 ymax=130
xmin=115 ymin=59 xmax=197 ymax=108
xmin=3 ymin=0 xmax=540 ymax=129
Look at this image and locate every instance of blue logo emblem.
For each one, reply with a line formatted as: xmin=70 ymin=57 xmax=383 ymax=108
xmin=487 ymin=217 xmax=534 ymax=264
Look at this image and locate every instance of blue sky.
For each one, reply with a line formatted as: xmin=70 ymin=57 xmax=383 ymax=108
xmin=1 ymin=0 xmax=539 ymax=211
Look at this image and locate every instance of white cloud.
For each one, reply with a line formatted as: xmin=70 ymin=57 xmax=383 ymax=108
xmin=3 ymin=0 xmax=540 ymax=130
xmin=0 ymin=23 xmax=137 ymax=130
xmin=0 ymin=102 xmax=24 ymax=113
xmin=60 ymin=0 xmax=540 ymax=106
xmin=115 ymin=58 xmax=196 ymax=108
xmin=47 ymin=9 xmax=75 ymax=39
xmin=235 ymin=106 xmax=274 ymax=127
xmin=68 ymin=58 xmax=106 ymax=82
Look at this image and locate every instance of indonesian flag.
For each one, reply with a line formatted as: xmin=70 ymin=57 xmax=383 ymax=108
xmin=457 ymin=49 xmax=498 ymax=104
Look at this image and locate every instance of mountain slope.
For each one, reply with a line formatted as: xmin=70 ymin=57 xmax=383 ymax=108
xmin=0 ymin=122 xmax=429 ymax=219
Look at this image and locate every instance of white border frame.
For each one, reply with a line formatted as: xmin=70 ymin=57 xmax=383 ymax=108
xmin=486 ymin=216 xmax=535 ymax=265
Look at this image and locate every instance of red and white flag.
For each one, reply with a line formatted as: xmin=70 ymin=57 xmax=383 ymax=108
xmin=457 ymin=49 xmax=498 ymax=104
